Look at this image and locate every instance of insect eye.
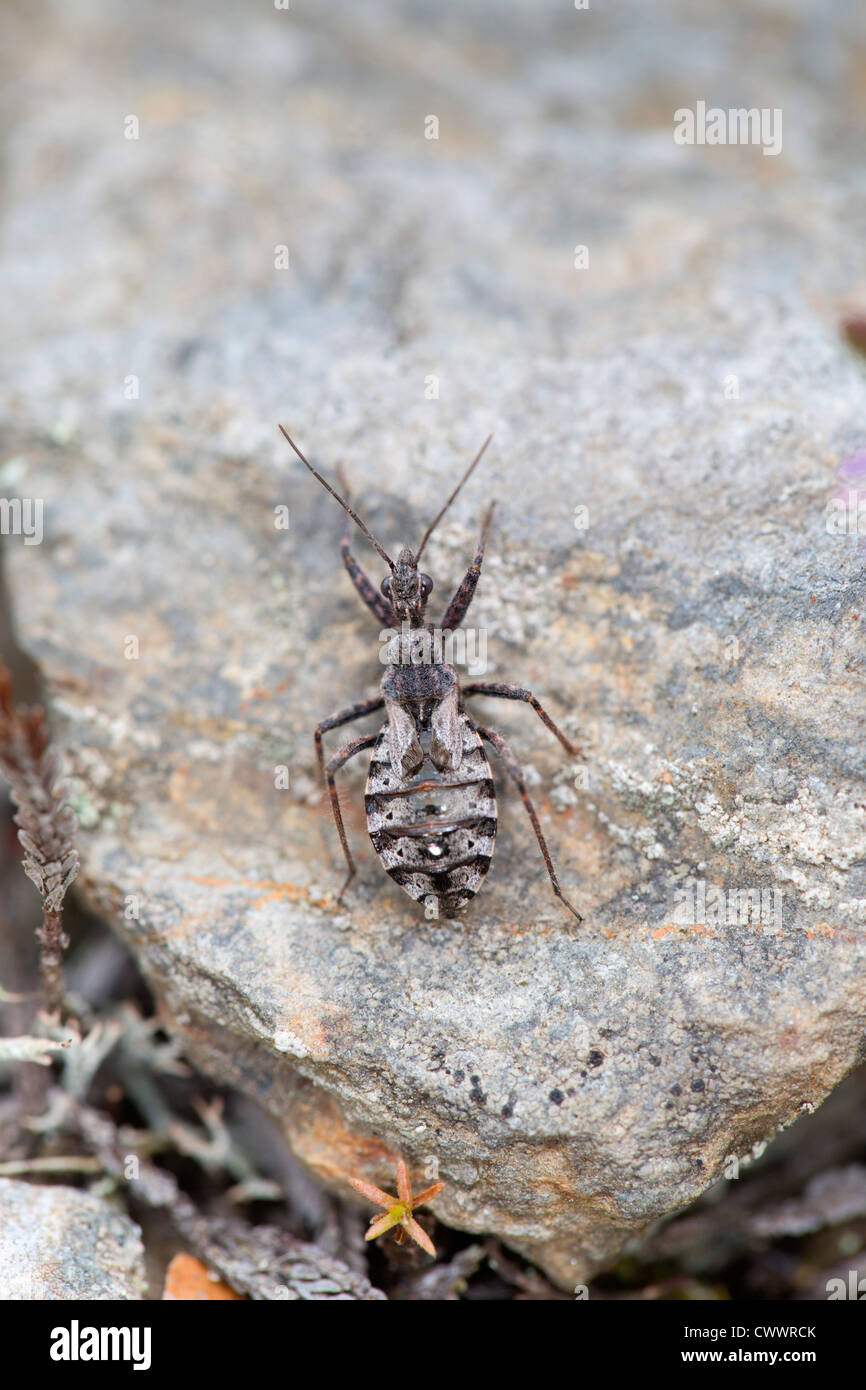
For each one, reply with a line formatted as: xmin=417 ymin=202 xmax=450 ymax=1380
xmin=381 ymin=575 xmax=392 ymax=597
xmin=419 ymin=574 xmax=433 ymax=597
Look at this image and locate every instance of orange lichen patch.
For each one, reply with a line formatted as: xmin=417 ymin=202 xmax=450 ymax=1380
xmin=239 ymin=687 xmax=273 ymax=710
xmin=652 ymin=924 xmax=677 ymax=939
xmin=272 ymin=993 xmax=332 ymax=1060
xmin=187 ymin=874 xmax=331 ymax=911
xmin=557 ymin=552 xmax=622 ymax=585
xmin=169 ymin=763 xmax=191 ymax=803
xmin=163 ymin=1253 xmax=246 ymax=1300
xmin=804 ymin=922 xmax=865 ymax=944
xmin=53 ymin=672 xmax=94 ymax=693
xmin=806 ymin=922 xmax=840 ymax=938
xmin=252 ymin=881 xmax=329 ymax=911
xmin=652 ymin=922 xmax=717 ymax=939
xmin=287 ymin=1092 xmax=399 ymax=1192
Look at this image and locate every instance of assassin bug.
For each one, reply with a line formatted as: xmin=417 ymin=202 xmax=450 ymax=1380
xmin=279 ymin=424 xmax=582 ymax=923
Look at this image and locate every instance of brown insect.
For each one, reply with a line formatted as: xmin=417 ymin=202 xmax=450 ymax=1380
xmin=280 ymin=425 xmax=581 ymax=922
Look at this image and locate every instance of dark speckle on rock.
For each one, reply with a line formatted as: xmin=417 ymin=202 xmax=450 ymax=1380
xmin=588 ymin=1049 xmax=604 ymax=1068
xmin=549 ymin=1088 xmax=564 ymax=1105
xmin=671 ymin=1084 xmax=682 ymax=1096
xmin=691 ymin=1078 xmax=706 ymax=1093
xmin=453 ymin=1069 xmax=465 ymax=1085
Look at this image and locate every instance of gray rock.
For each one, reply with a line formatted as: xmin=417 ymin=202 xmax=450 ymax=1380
xmin=2 ymin=0 xmax=866 ymax=1287
xmin=0 ymin=1179 xmax=145 ymax=1300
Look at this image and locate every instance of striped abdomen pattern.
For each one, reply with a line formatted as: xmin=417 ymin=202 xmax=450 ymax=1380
xmin=365 ymin=712 xmax=497 ymax=916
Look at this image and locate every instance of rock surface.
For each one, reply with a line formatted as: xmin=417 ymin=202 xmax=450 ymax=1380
xmin=1 ymin=1 xmax=866 ymax=1287
xmin=0 ymin=1179 xmax=145 ymax=1299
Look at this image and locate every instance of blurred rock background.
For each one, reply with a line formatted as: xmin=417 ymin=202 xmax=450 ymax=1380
xmin=0 ymin=0 xmax=865 ymax=1297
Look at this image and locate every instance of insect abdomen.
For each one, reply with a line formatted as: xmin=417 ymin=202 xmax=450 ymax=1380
xmin=365 ymin=713 xmax=496 ymax=917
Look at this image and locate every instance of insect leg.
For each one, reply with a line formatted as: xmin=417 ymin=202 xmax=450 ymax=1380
xmin=477 ymin=725 xmax=582 ymax=923
xmin=462 ymin=681 xmax=581 ymax=757
xmin=315 ymin=696 xmax=385 ymax=784
xmin=336 ymin=465 xmax=395 ymax=626
xmin=439 ymin=502 xmax=495 ymax=631
xmin=325 ymin=732 xmax=378 ymax=902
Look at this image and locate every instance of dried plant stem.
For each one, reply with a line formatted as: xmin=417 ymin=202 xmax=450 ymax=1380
xmin=0 ymin=1154 xmax=103 ymax=1177
xmin=62 ymin=1096 xmax=385 ymax=1300
xmin=38 ymin=908 xmax=66 ymax=1018
xmin=0 ymin=662 xmax=79 ymax=1018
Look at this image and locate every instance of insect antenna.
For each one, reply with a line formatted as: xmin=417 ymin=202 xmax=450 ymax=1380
xmin=278 ymin=425 xmax=395 ymax=570
xmin=415 ymin=434 xmax=493 ymax=562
